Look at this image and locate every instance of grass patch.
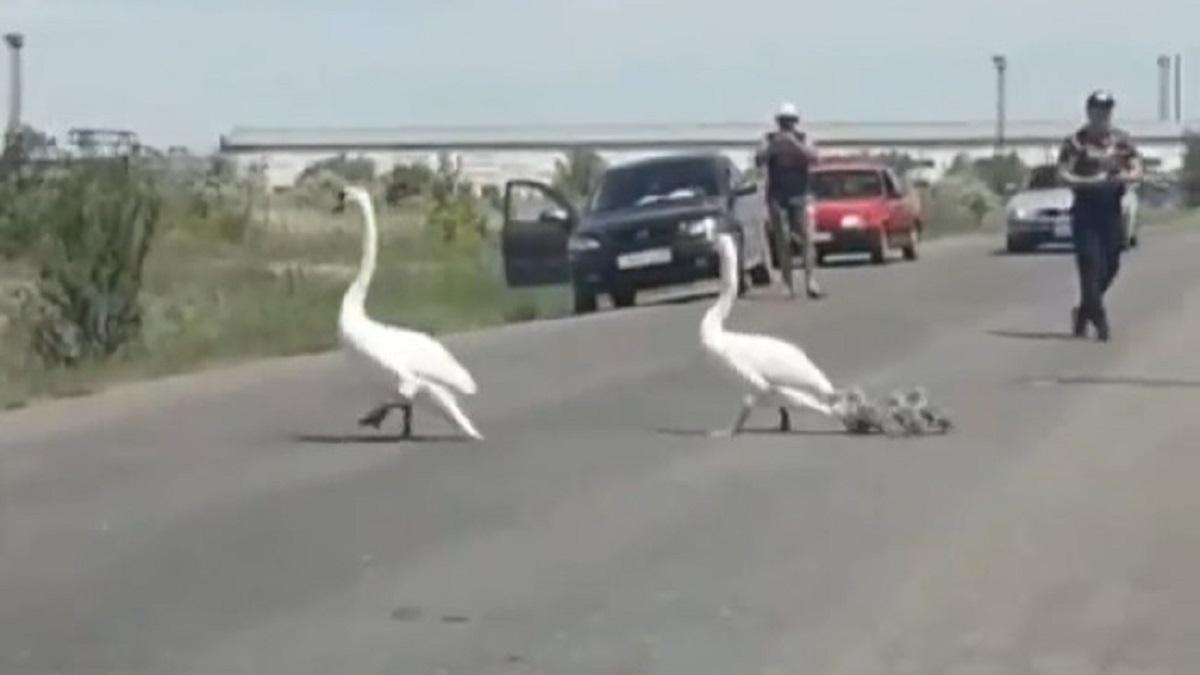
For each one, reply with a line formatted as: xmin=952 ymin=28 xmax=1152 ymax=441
xmin=0 ymin=207 xmax=570 ymax=408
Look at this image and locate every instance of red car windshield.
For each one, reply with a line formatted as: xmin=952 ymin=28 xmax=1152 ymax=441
xmin=811 ymin=170 xmax=884 ymax=200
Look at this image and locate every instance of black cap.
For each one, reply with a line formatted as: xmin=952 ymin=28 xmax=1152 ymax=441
xmin=1086 ymin=90 xmax=1116 ymax=110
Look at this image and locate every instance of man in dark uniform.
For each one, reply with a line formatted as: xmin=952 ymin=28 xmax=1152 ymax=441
xmin=755 ymin=102 xmax=824 ymax=299
xmin=1057 ymin=90 xmax=1142 ymax=342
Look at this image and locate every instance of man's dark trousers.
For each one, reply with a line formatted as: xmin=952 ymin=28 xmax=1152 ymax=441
xmin=1071 ymin=197 xmax=1123 ymax=322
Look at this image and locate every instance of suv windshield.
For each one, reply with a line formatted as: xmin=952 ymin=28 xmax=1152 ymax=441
xmin=811 ymin=170 xmax=884 ymax=200
xmin=591 ymin=158 xmax=720 ymax=213
xmin=1028 ymin=165 xmax=1064 ymax=189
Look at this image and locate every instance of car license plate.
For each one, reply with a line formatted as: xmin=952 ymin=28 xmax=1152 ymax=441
xmin=617 ymin=247 xmax=672 ymax=269
xmin=1054 ymin=221 xmax=1072 ymax=239
xmin=812 ymin=231 xmax=833 ymax=243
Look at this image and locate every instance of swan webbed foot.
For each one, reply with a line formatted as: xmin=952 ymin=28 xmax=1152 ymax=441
xmin=358 ymin=405 xmax=390 ymax=430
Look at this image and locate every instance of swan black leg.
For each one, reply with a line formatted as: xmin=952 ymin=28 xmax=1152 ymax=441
xmin=778 ymin=408 xmax=791 ymax=432
xmin=400 ymin=404 xmax=413 ymax=438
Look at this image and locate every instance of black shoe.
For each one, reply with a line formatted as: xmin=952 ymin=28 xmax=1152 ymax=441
xmin=1071 ymin=307 xmax=1087 ymax=338
xmin=1092 ymin=311 xmax=1111 ymax=342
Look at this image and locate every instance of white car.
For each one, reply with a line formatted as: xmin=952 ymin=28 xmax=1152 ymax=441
xmin=1005 ymin=165 xmax=1139 ymax=253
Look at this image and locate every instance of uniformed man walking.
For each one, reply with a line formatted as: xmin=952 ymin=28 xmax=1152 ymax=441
xmin=1057 ymin=90 xmax=1142 ymax=342
xmin=755 ymin=102 xmax=824 ymax=300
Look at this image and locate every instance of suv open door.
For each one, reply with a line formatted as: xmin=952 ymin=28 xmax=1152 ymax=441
xmin=501 ymin=180 xmax=579 ymax=287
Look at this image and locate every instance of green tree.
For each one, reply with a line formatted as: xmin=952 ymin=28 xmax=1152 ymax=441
xmin=1181 ymin=133 xmax=1200 ymax=207
xmin=295 ymin=154 xmax=376 ymax=186
xmin=552 ymin=148 xmax=606 ymax=204
xmin=972 ymin=152 xmax=1028 ymax=195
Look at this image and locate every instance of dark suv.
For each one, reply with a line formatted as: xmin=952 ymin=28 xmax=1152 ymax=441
xmin=500 ymin=153 xmax=772 ymax=314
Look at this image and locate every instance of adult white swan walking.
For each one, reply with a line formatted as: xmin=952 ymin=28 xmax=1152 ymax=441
xmin=335 ymin=187 xmax=483 ymax=441
xmin=701 ymin=233 xmax=857 ymax=435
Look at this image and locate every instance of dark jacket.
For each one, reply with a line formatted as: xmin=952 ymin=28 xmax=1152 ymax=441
xmin=755 ymin=130 xmax=816 ymax=201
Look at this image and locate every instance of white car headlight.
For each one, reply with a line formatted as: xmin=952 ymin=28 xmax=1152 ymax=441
xmin=567 ymin=235 xmax=601 ymax=253
xmin=1009 ymin=208 xmax=1029 ymax=221
xmin=840 ymin=214 xmax=865 ymax=228
xmin=680 ymin=216 xmax=718 ymax=240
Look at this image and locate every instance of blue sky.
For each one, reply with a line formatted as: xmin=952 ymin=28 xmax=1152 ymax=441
xmin=5 ymin=0 xmax=1198 ymax=150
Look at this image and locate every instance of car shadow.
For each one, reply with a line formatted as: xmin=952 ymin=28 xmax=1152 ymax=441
xmin=641 ymin=291 xmax=717 ymax=307
xmin=987 ymin=329 xmax=1080 ymax=342
xmin=290 ymin=433 xmax=469 ymax=444
xmin=818 ymin=256 xmax=882 ymax=268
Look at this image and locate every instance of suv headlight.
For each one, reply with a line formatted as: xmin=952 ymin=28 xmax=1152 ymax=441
xmin=680 ymin=216 xmax=718 ymax=240
xmin=567 ymin=234 xmax=601 ymax=253
xmin=1009 ymin=208 xmax=1029 ymax=221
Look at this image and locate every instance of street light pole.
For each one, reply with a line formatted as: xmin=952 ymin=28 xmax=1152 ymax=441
xmin=1174 ymin=54 xmax=1184 ymax=123
xmin=1158 ymin=55 xmax=1172 ymax=122
xmin=992 ymin=54 xmax=1007 ymax=154
xmin=3 ymin=33 xmax=24 ymax=151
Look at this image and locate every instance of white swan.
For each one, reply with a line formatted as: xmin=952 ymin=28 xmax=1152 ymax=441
xmin=335 ymin=186 xmax=483 ymax=441
xmin=701 ymin=233 xmax=851 ymax=435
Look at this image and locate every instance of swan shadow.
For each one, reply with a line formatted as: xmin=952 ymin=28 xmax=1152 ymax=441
xmin=655 ymin=427 xmax=856 ymax=438
xmin=988 ymin=329 xmax=1079 ymax=342
xmin=291 ymin=433 xmax=469 ymax=445
xmin=1024 ymin=376 xmax=1200 ymax=390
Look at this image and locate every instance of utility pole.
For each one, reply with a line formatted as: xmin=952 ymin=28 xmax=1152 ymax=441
xmin=1174 ymin=54 xmax=1184 ymax=123
xmin=992 ymin=54 xmax=1007 ymax=153
xmin=3 ymin=32 xmax=24 ymax=153
xmin=1158 ymin=55 xmax=1172 ymax=122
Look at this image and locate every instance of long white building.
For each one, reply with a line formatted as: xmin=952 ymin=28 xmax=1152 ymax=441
xmin=220 ymin=120 xmax=1197 ymax=190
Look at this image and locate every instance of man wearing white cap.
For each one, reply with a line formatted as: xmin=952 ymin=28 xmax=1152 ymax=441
xmin=755 ymin=102 xmax=824 ymax=299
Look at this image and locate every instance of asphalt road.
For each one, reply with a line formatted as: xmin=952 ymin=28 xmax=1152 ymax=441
xmin=3 ymin=230 xmax=1200 ymax=675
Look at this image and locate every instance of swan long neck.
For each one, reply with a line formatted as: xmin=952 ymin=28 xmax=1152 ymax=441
xmin=342 ymin=194 xmax=378 ymax=320
xmin=700 ymin=240 xmax=738 ymax=345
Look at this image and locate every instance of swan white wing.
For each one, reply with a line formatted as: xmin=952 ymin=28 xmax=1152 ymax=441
xmin=722 ymin=331 xmax=835 ymax=396
xmin=381 ymin=325 xmax=479 ymax=395
xmin=344 ymin=320 xmax=478 ymax=395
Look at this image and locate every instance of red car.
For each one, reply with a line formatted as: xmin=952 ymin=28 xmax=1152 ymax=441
xmin=808 ymin=161 xmax=922 ymax=265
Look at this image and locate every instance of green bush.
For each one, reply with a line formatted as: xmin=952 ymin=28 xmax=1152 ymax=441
xmin=919 ymin=174 xmax=1002 ymax=237
xmin=23 ymin=160 xmax=162 ymax=365
xmin=0 ymin=170 xmax=50 ymax=257
xmin=384 ymin=163 xmax=436 ymax=205
xmin=424 ymin=154 xmax=487 ymax=244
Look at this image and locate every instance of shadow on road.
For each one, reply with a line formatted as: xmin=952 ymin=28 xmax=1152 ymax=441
xmin=990 ymin=246 xmax=1074 ymax=257
xmin=655 ymin=426 xmax=854 ymax=438
xmin=1024 ymin=375 xmax=1200 ymax=390
xmin=290 ymin=433 xmax=468 ymax=444
xmin=988 ymin=329 xmax=1081 ymax=342
xmin=818 ymin=256 xmax=881 ymax=268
